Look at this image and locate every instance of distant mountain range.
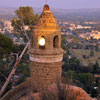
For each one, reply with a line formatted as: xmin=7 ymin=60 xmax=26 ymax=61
xmin=53 ymin=8 xmax=100 ymax=22
xmin=0 ymin=7 xmax=16 ymax=20
xmin=0 ymin=7 xmax=100 ymax=22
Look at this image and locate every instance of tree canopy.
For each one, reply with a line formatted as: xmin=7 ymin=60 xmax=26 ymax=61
xmin=0 ymin=33 xmax=13 ymax=58
xmin=12 ymin=6 xmax=38 ymax=38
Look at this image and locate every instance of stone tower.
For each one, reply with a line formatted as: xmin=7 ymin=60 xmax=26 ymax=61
xmin=29 ymin=4 xmax=64 ymax=90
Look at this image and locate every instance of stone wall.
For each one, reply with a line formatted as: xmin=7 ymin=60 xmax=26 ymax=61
xmin=1 ymin=78 xmax=31 ymax=100
xmin=30 ymin=61 xmax=62 ymax=90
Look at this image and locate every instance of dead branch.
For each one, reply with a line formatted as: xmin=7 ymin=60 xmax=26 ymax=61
xmin=0 ymin=40 xmax=30 ymax=98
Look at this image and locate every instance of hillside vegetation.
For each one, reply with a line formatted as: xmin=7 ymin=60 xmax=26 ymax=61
xmin=70 ymin=49 xmax=100 ymax=66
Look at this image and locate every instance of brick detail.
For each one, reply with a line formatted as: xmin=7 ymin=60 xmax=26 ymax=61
xmin=30 ymin=61 xmax=62 ymax=90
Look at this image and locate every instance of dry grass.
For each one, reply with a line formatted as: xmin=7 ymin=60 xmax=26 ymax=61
xmin=40 ymin=81 xmax=80 ymax=100
xmin=70 ymin=49 xmax=100 ymax=66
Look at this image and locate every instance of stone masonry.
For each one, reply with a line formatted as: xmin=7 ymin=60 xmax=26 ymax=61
xmin=29 ymin=4 xmax=64 ymax=90
xmin=30 ymin=62 xmax=62 ymax=90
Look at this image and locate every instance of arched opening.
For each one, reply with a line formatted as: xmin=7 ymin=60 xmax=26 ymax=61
xmin=38 ymin=36 xmax=45 ymax=49
xmin=53 ymin=35 xmax=59 ymax=48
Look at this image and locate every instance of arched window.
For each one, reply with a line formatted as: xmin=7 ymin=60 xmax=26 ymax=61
xmin=38 ymin=36 xmax=45 ymax=49
xmin=53 ymin=35 xmax=59 ymax=48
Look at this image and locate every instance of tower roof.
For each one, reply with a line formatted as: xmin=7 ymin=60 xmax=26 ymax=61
xmin=34 ymin=4 xmax=59 ymax=31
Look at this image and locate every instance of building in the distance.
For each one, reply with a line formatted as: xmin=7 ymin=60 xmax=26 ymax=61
xmin=0 ymin=20 xmax=13 ymax=33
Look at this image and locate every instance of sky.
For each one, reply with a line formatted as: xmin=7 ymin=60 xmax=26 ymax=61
xmin=0 ymin=0 xmax=100 ymax=9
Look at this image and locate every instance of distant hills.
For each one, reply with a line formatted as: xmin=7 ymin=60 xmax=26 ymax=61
xmin=52 ymin=8 xmax=100 ymax=22
xmin=0 ymin=7 xmax=100 ymax=22
xmin=0 ymin=7 xmax=16 ymax=20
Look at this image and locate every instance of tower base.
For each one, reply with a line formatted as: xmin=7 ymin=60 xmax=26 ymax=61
xmin=30 ymin=61 xmax=62 ymax=91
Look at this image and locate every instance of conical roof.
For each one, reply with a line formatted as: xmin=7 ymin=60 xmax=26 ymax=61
xmin=33 ymin=4 xmax=59 ymax=34
xmin=37 ymin=4 xmax=57 ymax=27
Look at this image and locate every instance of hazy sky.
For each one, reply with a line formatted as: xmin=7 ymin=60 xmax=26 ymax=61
xmin=0 ymin=0 xmax=100 ymax=9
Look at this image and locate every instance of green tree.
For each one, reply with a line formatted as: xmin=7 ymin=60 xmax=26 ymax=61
xmin=78 ymin=73 xmax=93 ymax=85
xmin=93 ymin=61 xmax=99 ymax=74
xmin=65 ymin=70 xmax=75 ymax=79
xmin=90 ymin=50 xmax=94 ymax=57
xmin=12 ymin=44 xmax=24 ymax=53
xmin=12 ymin=6 xmax=38 ymax=39
xmin=0 ymin=33 xmax=13 ymax=59
xmin=77 ymin=73 xmax=93 ymax=93
xmin=61 ymin=35 xmax=67 ymax=50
